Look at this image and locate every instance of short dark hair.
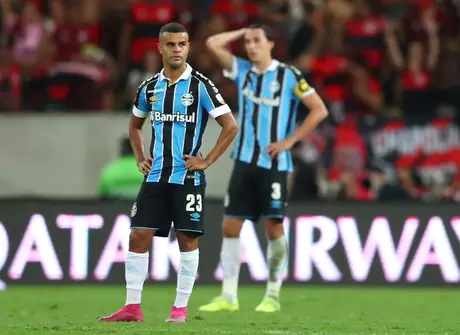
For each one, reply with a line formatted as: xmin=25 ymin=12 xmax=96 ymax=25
xmin=159 ymin=22 xmax=188 ymax=37
xmin=248 ymin=23 xmax=274 ymax=41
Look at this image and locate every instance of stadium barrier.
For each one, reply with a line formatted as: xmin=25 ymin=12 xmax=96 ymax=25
xmin=1 ymin=199 xmax=460 ymax=287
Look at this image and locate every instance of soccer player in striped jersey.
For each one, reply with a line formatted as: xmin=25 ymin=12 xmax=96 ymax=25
xmin=200 ymin=24 xmax=328 ymax=313
xmin=99 ymin=23 xmax=238 ymax=323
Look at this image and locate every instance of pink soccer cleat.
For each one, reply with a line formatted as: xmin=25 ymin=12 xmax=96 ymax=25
xmin=165 ymin=306 xmax=187 ymax=323
xmin=98 ymin=304 xmax=144 ymax=322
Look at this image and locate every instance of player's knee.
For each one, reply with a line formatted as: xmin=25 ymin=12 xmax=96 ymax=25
xmin=176 ymin=231 xmax=199 ymax=252
xmin=222 ymin=217 xmax=244 ymax=238
xmin=265 ymin=218 xmax=284 ymax=240
xmin=129 ymin=229 xmax=153 ymax=253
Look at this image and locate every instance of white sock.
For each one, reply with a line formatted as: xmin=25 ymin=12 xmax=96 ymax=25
xmin=266 ymin=236 xmax=288 ymax=300
xmin=125 ymin=251 xmax=149 ymax=305
xmin=221 ymin=237 xmax=241 ymax=302
xmin=174 ymin=249 xmax=199 ymax=308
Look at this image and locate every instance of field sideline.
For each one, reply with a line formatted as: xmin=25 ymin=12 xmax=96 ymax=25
xmin=1 ymin=285 xmax=459 ymax=335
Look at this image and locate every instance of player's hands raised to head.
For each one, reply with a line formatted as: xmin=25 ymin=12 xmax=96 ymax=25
xmin=137 ymin=157 xmax=153 ymax=175
xmin=266 ymin=139 xmax=295 ymax=159
xmin=184 ymin=152 xmax=210 ymax=171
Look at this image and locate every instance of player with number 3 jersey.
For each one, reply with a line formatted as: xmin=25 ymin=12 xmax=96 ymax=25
xmin=200 ymin=23 xmax=328 ymax=313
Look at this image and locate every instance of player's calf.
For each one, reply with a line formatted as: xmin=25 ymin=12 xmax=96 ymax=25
xmin=166 ymin=232 xmax=200 ymax=323
xmin=263 ymin=218 xmax=287 ymax=304
xmin=98 ymin=228 xmax=153 ymax=322
xmin=199 ymin=218 xmax=245 ymax=312
xmin=221 ymin=217 xmax=244 ymax=302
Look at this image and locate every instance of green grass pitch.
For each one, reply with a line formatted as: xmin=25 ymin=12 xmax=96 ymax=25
xmin=1 ymin=285 xmax=460 ymax=334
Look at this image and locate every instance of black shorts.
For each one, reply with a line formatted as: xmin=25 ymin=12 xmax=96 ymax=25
xmin=224 ymin=161 xmax=288 ymax=222
xmin=130 ymin=178 xmax=205 ymax=237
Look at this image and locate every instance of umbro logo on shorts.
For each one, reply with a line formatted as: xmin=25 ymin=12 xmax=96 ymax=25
xmin=190 ymin=212 xmax=201 ymax=222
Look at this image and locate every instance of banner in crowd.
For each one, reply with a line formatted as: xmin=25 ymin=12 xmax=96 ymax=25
xmin=1 ymin=199 xmax=460 ymax=287
xmin=364 ymin=117 xmax=460 ymax=161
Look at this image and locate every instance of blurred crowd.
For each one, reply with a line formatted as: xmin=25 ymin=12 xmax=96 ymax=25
xmin=1 ymin=0 xmax=460 ymax=202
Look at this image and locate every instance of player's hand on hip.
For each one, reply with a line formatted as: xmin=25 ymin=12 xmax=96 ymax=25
xmin=137 ymin=157 xmax=153 ymax=175
xmin=266 ymin=139 xmax=294 ymax=159
xmin=184 ymin=154 xmax=210 ymax=171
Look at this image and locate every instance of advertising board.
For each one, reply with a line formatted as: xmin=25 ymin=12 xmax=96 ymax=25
xmin=1 ymin=200 xmax=459 ymax=287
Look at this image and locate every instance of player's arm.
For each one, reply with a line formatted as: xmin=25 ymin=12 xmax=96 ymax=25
xmin=288 ymin=91 xmax=328 ymax=142
xmin=185 ymin=113 xmax=239 ymax=171
xmin=184 ymin=81 xmax=239 ymax=171
xmin=201 ymin=112 xmax=238 ymax=166
xmin=267 ymin=69 xmax=328 ymax=159
xmin=205 ymin=28 xmax=248 ymax=71
xmin=130 ymin=82 xmax=153 ymax=175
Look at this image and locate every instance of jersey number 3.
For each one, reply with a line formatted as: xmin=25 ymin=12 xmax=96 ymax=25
xmin=271 ymin=183 xmax=281 ymax=200
xmin=186 ymin=194 xmax=203 ymax=212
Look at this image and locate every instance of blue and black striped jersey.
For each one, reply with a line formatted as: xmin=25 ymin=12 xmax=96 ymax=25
xmin=133 ymin=64 xmax=231 ymax=186
xmin=223 ymin=57 xmax=315 ymax=172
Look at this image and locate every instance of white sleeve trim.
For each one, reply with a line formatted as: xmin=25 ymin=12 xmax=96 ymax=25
xmin=132 ymin=106 xmax=149 ymax=118
xmin=222 ymin=56 xmax=238 ymax=80
xmin=301 ymin=88 xmax=316 ymax=98
xmin=209 ymin=104 xmax=231 ymax=118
